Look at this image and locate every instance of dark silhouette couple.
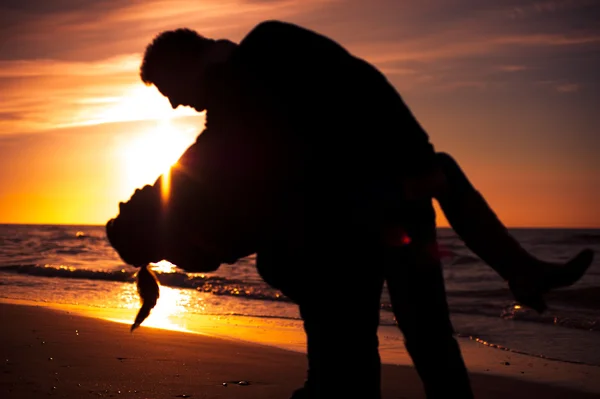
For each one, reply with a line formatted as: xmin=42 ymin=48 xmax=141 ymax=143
xmin=106 ymin=20 xmax=593 ymax=398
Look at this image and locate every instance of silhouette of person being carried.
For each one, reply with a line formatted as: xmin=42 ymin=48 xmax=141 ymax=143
xmin=106 ymin=20 xmax=594 ymax=399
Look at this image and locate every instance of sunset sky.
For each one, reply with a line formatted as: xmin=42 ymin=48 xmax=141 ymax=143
xmin=0 ymin=0 xmax=598 ymax=227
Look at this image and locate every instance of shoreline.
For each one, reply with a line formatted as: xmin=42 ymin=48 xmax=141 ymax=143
xmin=2 ymin=299 xmax=599 ymax=397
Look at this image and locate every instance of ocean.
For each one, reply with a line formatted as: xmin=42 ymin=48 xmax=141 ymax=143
xmin=1 ymin=224 xmax=599 ymax=366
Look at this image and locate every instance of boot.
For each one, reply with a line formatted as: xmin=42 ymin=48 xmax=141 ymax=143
xmin=433 ymin=152 xmax=594 ymax=313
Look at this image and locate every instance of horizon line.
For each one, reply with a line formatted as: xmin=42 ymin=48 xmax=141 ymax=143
xmin=0 ymin=222 xmax=598 ymax=230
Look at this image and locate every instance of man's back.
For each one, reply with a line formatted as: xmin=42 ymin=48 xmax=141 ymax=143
xmin=227 ymin=21 xmax=436 ymax=229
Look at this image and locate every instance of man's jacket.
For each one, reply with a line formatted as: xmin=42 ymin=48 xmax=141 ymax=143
xmin=107 ymin=20 xmax=437 ymax=274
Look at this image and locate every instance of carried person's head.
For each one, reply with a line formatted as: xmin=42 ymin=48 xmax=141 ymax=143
xmin=140 ymin=28 xmax=237 ymax=112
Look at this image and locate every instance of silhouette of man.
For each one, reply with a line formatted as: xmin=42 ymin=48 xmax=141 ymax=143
xmin=107 ymin=20 xmax=593 ymax=399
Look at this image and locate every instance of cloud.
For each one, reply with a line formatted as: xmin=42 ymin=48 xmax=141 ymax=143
xmin=0 ymin=0 xmax=336 ymax=61
xmin=353 ymin=32 xmax=600 ymax=66
xmin=534 ymin=80 xmax=583 ymax=94
xmin=0 ymin=0 xmax=336 ymax=134
xmin=1 ymin=0 xmax=598 ymax=132
xmin=0 ymin=54 xmax=140 ymax=78
xmin=493 ymin=33 xmax=600 ymax=46
xmin=0 ymin=54 xmax=200 ymax=135
xmin=435 ymin=81 xmax=488 ymax=92
xmin=508 ymin=0 xmax=598 ymax=19
xmin=341 ymin=0 xmax=599 ymax=93
xmin=376 ymin=66 xmax=419 ymax=76
xmin=495 ymin=65 xmax=529 ymax=72
xmin=556 ymin=83 xmax=581 ymax=92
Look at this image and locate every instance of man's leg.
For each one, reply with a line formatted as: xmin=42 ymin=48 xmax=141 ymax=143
xmin=385 ymin=200 xmax=474 ymax=399
xmin=259 ymin=248 xmax=385 ymax=398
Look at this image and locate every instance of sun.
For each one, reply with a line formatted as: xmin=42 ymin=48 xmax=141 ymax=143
xmin=121 ymin=119 xmax=193 ymax=194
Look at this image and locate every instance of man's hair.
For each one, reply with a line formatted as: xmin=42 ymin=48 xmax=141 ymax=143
xmin=140 ymin=28 xmax=214 ymax=85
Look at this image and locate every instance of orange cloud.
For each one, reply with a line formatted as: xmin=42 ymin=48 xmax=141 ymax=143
xmin=0 ymin=0 xmax=338 ymax=135
xmin=0 ymin=55 xmax=140 ymax=78
xmin=0 ymin=0 xmax=337 ymax=61
xmin=0 ymin=54 xmax=201 ymax=135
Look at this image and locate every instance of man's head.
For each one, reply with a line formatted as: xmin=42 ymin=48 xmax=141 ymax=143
xmin=140 ymin=28 xmax=237 ymax=112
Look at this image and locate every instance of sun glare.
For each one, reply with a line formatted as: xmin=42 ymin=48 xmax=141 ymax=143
xmin=150 ymin=260 xmax=178 ymax=274
xmin=121 ymin=119 xmax=191 ymax=195
xmin=81 ymin=84 xmax=197 ymax=126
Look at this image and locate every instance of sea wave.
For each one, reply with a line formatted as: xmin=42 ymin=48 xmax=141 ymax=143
xmin=449 ymin=286 xmax=600 ymax=311
xmin=0 ymin=264 xmax=131 ymax=282
xmin=467 ymin=336 xmax=600 ymax=366
xmin=445 ymin=288 xmax=600 ymax=331
xmin=2 ymin=262 xmax=599 ymax=332
xmin=533 ymin=231 xmax=600 ymax=247
xmin=561 ymin=232 xmax=600 ymax=245
xmin=0 ymin=264 xmax=292 ymax=303
xmin=447 ymin=254 xmax=481 ymax=266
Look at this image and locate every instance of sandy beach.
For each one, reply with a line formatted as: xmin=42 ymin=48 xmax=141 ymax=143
xmin=2 ymin=302 xmax=599 ymax=399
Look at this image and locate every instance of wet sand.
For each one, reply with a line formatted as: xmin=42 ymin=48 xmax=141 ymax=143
xmin=1 ymin=302 xmax=599 ymax=398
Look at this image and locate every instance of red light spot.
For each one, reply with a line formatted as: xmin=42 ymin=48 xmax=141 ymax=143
xmin=385 ymin=227 xmax=412 ymax=247
xmin=401 ymin=234 xmax=411 ymax=245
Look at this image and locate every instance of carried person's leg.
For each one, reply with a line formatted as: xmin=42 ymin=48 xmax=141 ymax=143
xmin=402 ymin=152 xmax=593 ymax=312
xmin=385 ymin=200 xmax=473 ymax=399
